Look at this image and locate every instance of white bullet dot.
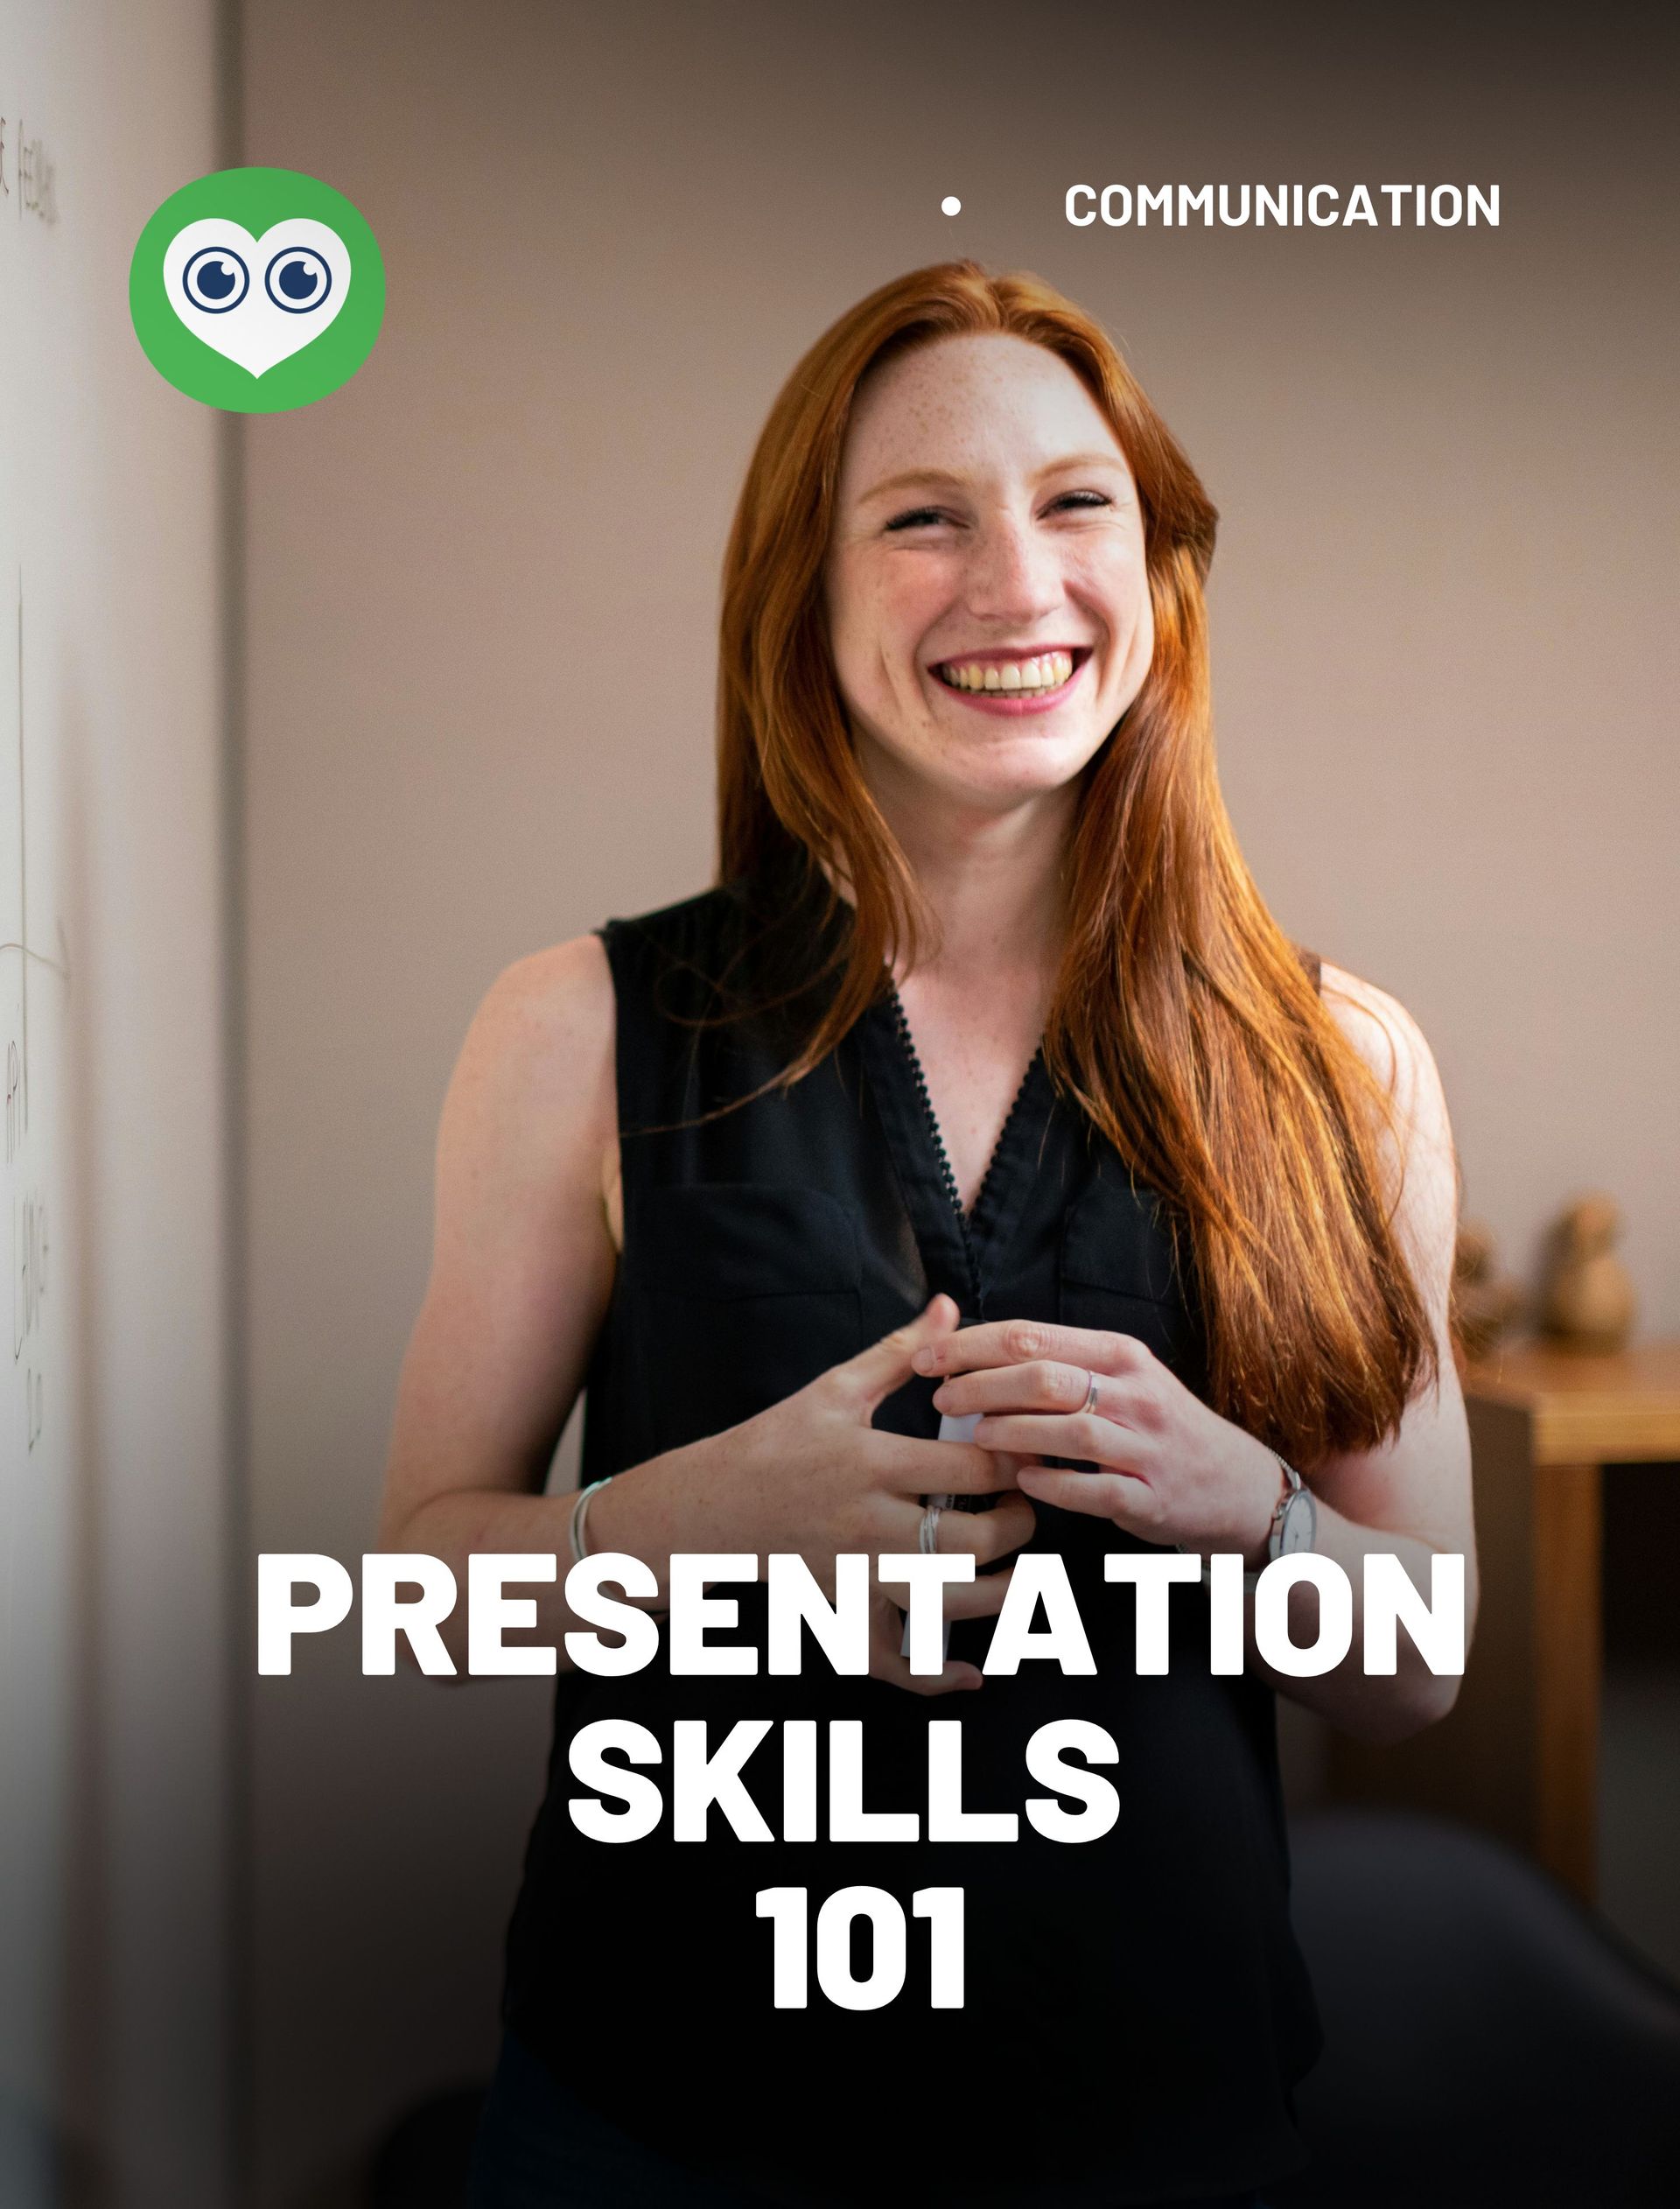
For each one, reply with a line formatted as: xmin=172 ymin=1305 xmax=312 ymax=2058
xmin=941 ymin=196 xmax=962 ymax=217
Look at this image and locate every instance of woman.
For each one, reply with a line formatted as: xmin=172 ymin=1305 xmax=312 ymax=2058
xmin=379 ymin=261 xmax=1474 ymax=2206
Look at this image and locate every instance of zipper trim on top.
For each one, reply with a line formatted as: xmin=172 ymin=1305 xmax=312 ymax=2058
xmin=886 ymin=985 xmax=1044 ymax=1322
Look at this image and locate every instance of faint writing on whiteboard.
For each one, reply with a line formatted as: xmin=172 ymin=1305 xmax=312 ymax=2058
xmin=13 ymin=1190 xmax=46 ymax=1449
xmin=0 ymin=110 xmax=60 ymax=223
xmin=4 ymin=573 xmax=67 ymax=1459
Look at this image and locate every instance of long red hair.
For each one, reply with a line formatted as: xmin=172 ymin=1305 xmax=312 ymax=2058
xmin=717 ymin=261 xmax=1434 ymax=1466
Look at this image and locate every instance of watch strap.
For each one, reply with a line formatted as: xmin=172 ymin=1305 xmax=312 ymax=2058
xmin=1266 ymin=1455 xmax=1305 ymax=1563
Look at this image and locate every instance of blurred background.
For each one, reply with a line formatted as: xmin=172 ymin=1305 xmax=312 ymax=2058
xmin=2 ymin=1 xmax=1677 ymax=2204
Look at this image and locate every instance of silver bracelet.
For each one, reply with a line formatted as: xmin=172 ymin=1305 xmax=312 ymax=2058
xmin=568 ymin=1475 xmax=616 ymax=1567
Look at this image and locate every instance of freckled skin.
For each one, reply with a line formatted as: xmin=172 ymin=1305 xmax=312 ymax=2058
xmin=825 ymin=333 xmax=1155 ymax=821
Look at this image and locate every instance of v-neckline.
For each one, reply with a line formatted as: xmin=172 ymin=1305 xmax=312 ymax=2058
xmin=858 ymin=985 xmax=1051 ymax=1322
xmin=886 ymin=985 xmax=1043 ymax=1227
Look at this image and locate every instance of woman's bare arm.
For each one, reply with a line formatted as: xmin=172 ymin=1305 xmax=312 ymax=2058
xmin=1244 ymin=962 xmax=1477 ymax=1740
xmin=375 ymin=934 xmax=622 ymax=1666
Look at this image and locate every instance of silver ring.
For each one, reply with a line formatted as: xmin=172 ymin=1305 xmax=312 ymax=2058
xmin=1082 ymin=1370 xmax=1101 ymax=1416
xmin=919 ymin=1503 xmax=942 ymax=1555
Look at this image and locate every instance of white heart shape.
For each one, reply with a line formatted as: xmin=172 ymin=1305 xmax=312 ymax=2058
xmin=163 ymin=217 xmax=352 ymax=377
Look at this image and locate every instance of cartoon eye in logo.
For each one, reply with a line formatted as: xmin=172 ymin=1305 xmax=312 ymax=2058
xmin=264 ymin=246 xmax=333 ymax=313
xmin=181 ymin=245 xmax=250 ymax=313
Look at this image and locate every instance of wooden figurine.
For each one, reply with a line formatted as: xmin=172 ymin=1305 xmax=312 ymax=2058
xmin=1451 ymin=1220 xmax=1526 ymax=1362
xmin=1539 ymin=1193 xmax=1637 ymax=1353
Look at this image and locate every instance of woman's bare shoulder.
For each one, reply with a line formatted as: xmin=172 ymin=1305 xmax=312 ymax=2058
xmin=1317 ymin=959 xmax=1458 ymax=1291
xmin=1316 ymin=961 xmax=1445 ymax=1128
xmin=438 ymin=934 xmax=616 ymax=1217
xmin=472 ymin=932 xmax=615 ymax=1071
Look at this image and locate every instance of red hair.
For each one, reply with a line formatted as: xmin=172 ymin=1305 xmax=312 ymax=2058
xmin=717 ymin=262 xmax=1433 ymax=1466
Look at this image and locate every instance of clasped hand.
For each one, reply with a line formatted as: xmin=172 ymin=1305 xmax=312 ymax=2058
xmin=912 ymin=1320 xmax=1283 ymax=1567
xmin=715 ymin=1295 xmax=1033 ymax=1695
xmin=707 ymin=1306 xmax=1281 ymax=1701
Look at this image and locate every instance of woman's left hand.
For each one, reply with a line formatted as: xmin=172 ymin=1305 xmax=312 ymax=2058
xmin=912 ymin=1320 xmax=1285 ymax=1564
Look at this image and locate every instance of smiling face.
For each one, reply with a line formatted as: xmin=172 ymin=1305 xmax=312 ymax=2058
xmin=824 ymin=333 xmax=1155 ymax=820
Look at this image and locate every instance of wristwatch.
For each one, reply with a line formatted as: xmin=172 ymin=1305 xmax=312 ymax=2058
xmin=1266 ymin=1455 xmax=1317 ymax=1561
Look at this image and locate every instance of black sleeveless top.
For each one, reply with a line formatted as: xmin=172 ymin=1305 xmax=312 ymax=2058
xmin=502 ymin=880 xmax=1320 ymax=2205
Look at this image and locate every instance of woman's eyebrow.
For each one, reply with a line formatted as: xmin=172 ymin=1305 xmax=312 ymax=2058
xmin=1037 ymin=450 xmax=1133 ymax=479
xmin=856 ymin=452 xmax=1132 ymax=505
xmin=855 ymin=466 xmax=969 ymax=505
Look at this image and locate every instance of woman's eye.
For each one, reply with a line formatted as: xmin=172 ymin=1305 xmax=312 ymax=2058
xmin=884 ymin=507 xmax=951 ymax=532
xmin=1048 ymin=491 xmax=1113 ymax=515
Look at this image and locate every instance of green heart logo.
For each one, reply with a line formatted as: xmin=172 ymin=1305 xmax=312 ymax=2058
xmin=130 ymin=167 xmax=384 ymax=411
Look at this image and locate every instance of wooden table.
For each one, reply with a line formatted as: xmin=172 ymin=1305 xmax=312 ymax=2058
xmin=1328 ymin=1339 xmax=1680 ymax=1899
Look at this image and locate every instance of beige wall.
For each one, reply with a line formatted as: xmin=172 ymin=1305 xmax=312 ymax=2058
xmin=240 ymin=2 xmax=1680 ymax=2198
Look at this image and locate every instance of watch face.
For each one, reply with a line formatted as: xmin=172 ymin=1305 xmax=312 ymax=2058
xmin=1278 ymin=1488 xmax=1318 ymax=1556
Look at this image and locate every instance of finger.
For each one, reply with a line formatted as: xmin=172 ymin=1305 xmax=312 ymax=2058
xmin=942 ymin=1564 xmax=1019 ymax=1619
xmin=838 ymin=1295 xmax=962 ymax=1416
xmin=871 ymin=1434 xmax=1023 ymax=1497
xmin=932 ymin=1357 xmax=1096 ymax=1420
xmin=872 ymin=1649 xmax=984 ymax=1697
xmin=868 ymin=1604 xmax=982 ymax=1696
xmin=970 ymin=1411 xmax=1154 ymax=1469
xmin=931 ymin=1493 xmax=1036 ymax=1565
xmin=911 ymin=1319 xmax=1154 ymax=1382
xmin=1016 ymin=1462 xmax=1158 ymax=1531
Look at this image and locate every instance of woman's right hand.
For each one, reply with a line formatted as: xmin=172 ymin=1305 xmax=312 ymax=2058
xmin=593 ymin=1295 xmax=1035 ymax=1694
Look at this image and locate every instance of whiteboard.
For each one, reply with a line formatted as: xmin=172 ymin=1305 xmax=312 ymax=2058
xmin=0 ymin=186 xmax=79 ymax=2209
xmin=0 ymin=5 xmax=234 ymax=2203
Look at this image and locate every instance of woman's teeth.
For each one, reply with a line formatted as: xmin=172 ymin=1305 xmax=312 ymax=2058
xmin=937 ymin=650 xmax=1075 ymax=695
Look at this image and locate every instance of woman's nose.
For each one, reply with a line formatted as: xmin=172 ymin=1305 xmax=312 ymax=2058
xmin=962 ymin=515 xmax=1062 ymax=627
